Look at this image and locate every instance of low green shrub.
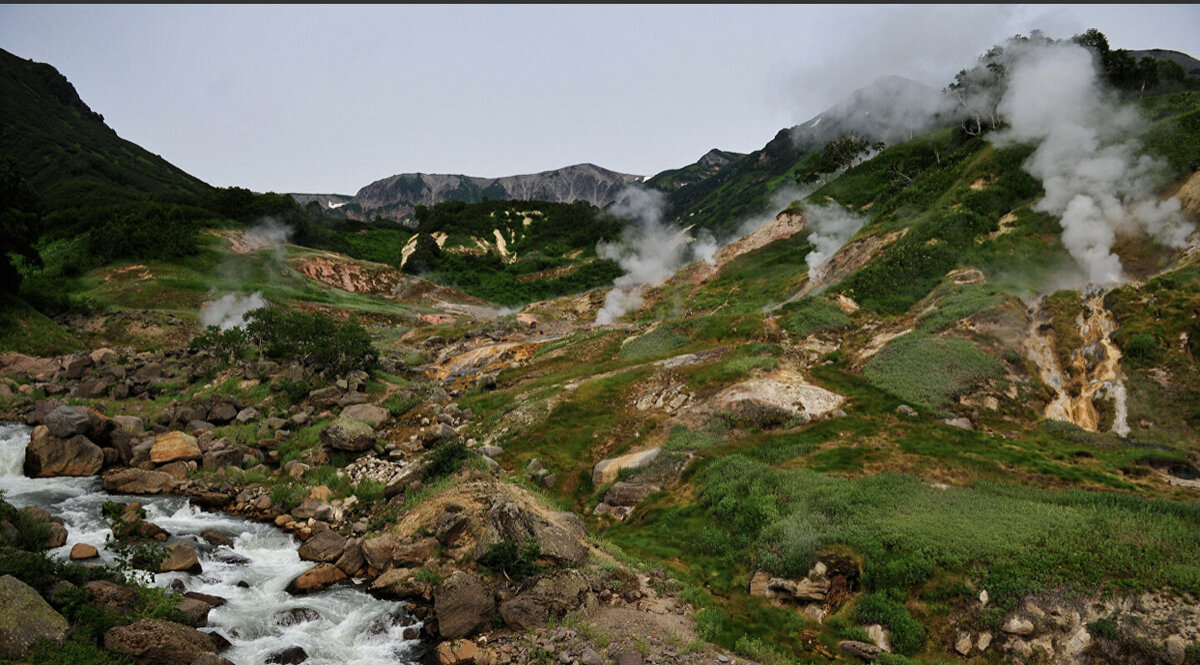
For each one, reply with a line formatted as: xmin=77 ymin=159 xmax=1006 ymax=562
xmin=778 ymin=297 xmax=852 ymax=338
xmin=421 ymin=439 xmax=473 ymax=481
xmin=479 ymin=538 xmax=541 ymax=579
xmin=853 ymin=592 xmax=927 ymax=655
xmin=864 ymin=332 xmax=1002 ymax=409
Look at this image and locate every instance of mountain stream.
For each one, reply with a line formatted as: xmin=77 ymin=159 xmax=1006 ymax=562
xmin=0 ymin=422 xmax=425 ymax=665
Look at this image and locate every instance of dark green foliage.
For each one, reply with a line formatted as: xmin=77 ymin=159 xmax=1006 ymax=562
xmin=87 ymin=204 xmax=200 ymax=264
xmin=777 ymin=297 xmax=851 ymax=337
xmin=657 ymin=128 xmax=813 ymax=236
xmin=190 ymin=306 xmax=378 ymax=375
xmin=799 ymin=133 xmax=885 ymax=184
xmin=841 ymin=240 xmax=956 ymax=315
xmin=0 ymin=156 xmax=44 ymax=290
xmin=479 ymin=538 xmax=542 ymax=579
xmin=852 ymin=592 xmax=927 ymax=655
xmin=1122 ymin=332 xmax=1162 ymax=367
xmin=916 ymin=283 xmax=1006 ymax=333
xmin=269 ymin=481 xmax=307 ymax=512
xmin=421 ymin=439 xmax=472 ymax=482
xmin=863 ymin=332 xmax=1003 ymax=409
xmin=864 ymin=555 xmax=934 ymax=592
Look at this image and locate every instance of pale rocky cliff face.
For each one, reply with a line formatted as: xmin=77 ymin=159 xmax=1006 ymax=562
xmin=335 ymin=163 xmax=642 ymax=221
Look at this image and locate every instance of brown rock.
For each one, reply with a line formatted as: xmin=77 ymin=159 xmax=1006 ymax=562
xmin=23 ymin=426 xmax=103 ymax=477
xmin=103 ymin=619 xmax=217 ymax=665
xmin=103 ymin=468 xmax=177 ymax=494
xmin=160 ymin=542 xmax=202 ymax=574
xmin=839 ymin=640 xmax=881 ymax=662
xmin=70 ymin=543 xmax=100 ymax=560
xmin=298 ymin=529 xmax=347 ymax=563
xmin=331 ymin=538 xmax=364 ymax=575
xmin=369 ymin=568 xmax=424 ymax=600
xmin=150 ymin=432 xmax=201 ymax=464
xmin=393 ymin=537 xmax=439 ymax=567
xmin=176 ymin=598 xmax=211 ymax=627
xmin=749 ymin=570 xmax=771 ymax=597
xmin=433 ymin=571 xmax=494 ymax=639
xmin=286 ymin=564 xmax=349 ymax=595
xmin=85 ymin=580 xmax=139 ymax=616
xmin=436 ymin=639 xmax=479 ymax=665
xmin=361 ymin=534 xmax=399 ymax=570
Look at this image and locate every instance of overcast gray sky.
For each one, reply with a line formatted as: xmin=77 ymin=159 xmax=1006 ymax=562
xmin=1 ymin=4 xmax=1197 ymax=195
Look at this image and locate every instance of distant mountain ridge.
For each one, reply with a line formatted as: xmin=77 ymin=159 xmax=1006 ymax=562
xmin=296 ymin=163 xmax=643 ymax=222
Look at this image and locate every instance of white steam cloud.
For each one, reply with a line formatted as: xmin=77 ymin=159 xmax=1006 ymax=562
xmin=200 ymin=292 xmax=268 ymax=331
xmin=802 ymin=203 xmax=868 ymax=281
xmin=198 ymin=218 xmax=293 ymax=331
xmin=244 ymin=218 xmax=295 ymax=262
xmin=594 ymin=187 xmax=714 ymax=325
xmin=990 ymin=40 xmax=1193 ymax=286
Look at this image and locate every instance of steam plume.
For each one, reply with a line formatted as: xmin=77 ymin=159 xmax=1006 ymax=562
xmin=200 ymin=292 xmax=268 ymax=331
xmin=990 ymin=41 xmax=1193 ymax=286
xmin=594 ymin=187 xmax=712 ymax=325
xmin=802 ymin=203 xmax=868 ymax=281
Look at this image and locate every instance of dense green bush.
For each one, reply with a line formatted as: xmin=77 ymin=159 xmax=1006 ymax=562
xmin=852 ymin=592 xmax=927 ymax=654
xmin=421 ymin=439 xmax=472 ymax=481
xmin=88 ymin=203 xmax=200 ymax=264
xmin=190 ymin=306 xmax=378 ymax=375
xmin=479 ymin=538 xmax=541 ymax=579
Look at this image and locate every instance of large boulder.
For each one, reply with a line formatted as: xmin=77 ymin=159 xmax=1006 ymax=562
xmin=0 ymin=574 xmax=70 ymax=659
xmin=43 ymin=405 xmax=92 ymax=438
xmin=159 ymin=542 xmax=202 ymax=574
xmin=433 ymin=571 xmax=494 ymax=639
xmin=104 ymin=619 xmax=218 ymax=665
xmin=320 ymin=416 xmax=376 ymax=452
xmin=286 ymin=564 xmax=349 ymax=595
xmin=474 ymin=502 xmax=588 ymax=567
xmin=341 ymin=404 xmax=389 ymax=426
xmin=361 ymin=534 xmax=399 ymax=571
xmin=602 ymin=482 xmax=660 ymax=507
xmin=150 ymin=432 xmax=201 ymax=464
xmin=498 ymin=569 xmax=593 ymax=630
xmin=103 ymin=468 xmax=177 ymax=494
xmin=298 ymin=529 xmax=347 ymax=563
xmin=23 ymin=426 xmax=103 ymax=477
xmin=592 ymin=448 xmax=659 ymax=486
xmin=85 ymin=580 xmax=139 ymax=617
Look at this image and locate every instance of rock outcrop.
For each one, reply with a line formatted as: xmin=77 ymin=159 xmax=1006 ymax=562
xmin=433 ymin=571 xmax=494 ymax=639
xmin=473 ymin=501 xmax=588 ymax=567
xmin=0 ymin=575 xmax=70 ymax=659
xmin=103 ymin=619 xmax=220 ymax=665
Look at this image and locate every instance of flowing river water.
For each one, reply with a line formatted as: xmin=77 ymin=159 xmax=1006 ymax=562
xmin=0 ymin=421 xmax=425 ymax=665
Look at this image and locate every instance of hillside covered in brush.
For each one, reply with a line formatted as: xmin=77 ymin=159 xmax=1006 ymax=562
xmin=3 ymin=28 xmax=1200 ymax=665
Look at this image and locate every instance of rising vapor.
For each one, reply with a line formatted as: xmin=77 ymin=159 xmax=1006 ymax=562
xmin=200 ymin=292 xmax=268 ymax=331
xmin=594 ymin=187 xmax=712 ymax=325
xmin=802 ymin=203 xmax=868 ymax=281
xmin=990 ymin=40 xmax=1193 ymax=286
